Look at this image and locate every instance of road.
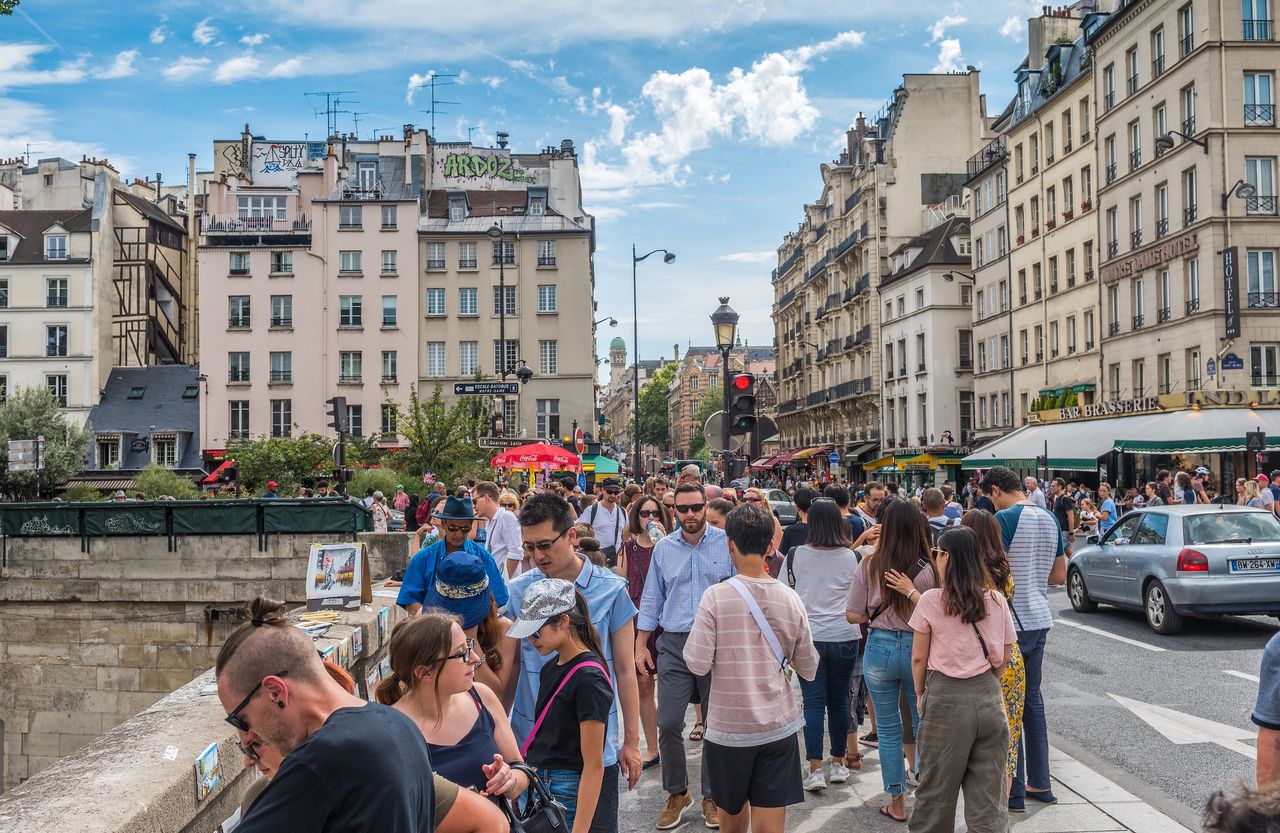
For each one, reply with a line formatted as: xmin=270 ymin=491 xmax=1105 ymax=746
xmin=616 ymin=587 xmax=1274 ymax=832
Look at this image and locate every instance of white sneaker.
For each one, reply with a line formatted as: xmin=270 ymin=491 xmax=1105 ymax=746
xmin=802 ymin=769 xmax=827 ymax=792
xmin=906 ymin=769 xmax=921 ymax=789
xmin=827 ymin=762 xmax=851 ymax=784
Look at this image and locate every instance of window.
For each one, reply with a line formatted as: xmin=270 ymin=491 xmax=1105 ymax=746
xmin=897 ymin=338 xmax=907 ymax=377
xmin=271 ymin=295 xmax=292 ymax=327
xmin=47 ymin=373 xmax=67 ymax=407
xmin=1130 ymin=196 xmax=1144 ymax=248
xmin=493 ymin=340 xmax=517 ymax=375
xmin=427 ymin=242 xmax=445 ymax=270
xmin=1134 ymin=278 xmax=1147 ymax=329
xmin=1020 ymin=329 xmax=1029 ymax=364
xmin=538 ymin=284 xmax=558 ymax=313
xmin=1082 ymin=165 xmax=1092 ymax=204
xmin=1033 ymin=263 xmax=1043 ymax=298
xmin=1034 ymin=325 xmax=1044 ymax=361
xmin=459 ymin=341 xmax=478 ymax=376
xmin=1066 ymin=248 xmax=1077 ymax=284
xmin=1045 ymin=123 xmax=1055 ymax=163
xmin=1179 ymin=3 xmax=1195 ymax=54
xmin=1183 ymin=166 xmax=1199 ymax=224
xmin=381 ymin=403 xmax=397 ymax=437
xmin=1067 ymin=315 xmax=1077 ymax=353
xmin=1159 ymin=353 xmax=1173 ymax=394
xmin=1159 ymin=269 xmax=1173 ymax=320
xmin=958 ymin=329 xmax=973 ymax=369
xmin=529 ymin=196 xmax=546 ymax=216
xmin=1106 ymin=207 xmax=1119 ymax=256
xmin=493 ymin=284 xmax=517 ymax=316
xmin=1103 ymin=64 xmax=1116 ymax=109
xmin=357 ymin=162 xmax=378 ymax=192
xmin=1126 ymin=47 xmax=1140 ymax=95
xmin=1152 ymin=26 xmax=1166 ymax=75
xmin=503 ymin=400 xmax=517 ymax=436
xmin=45 ymin=234 xmax=67 ymax=260
xmin=228 ymin=351 xmax=250 ymax=382
xmin=915 ymin=288 xmax=925 ymax=309
xmin=381 ymin=250 xmax=397 ymax=275
xmin=0 ymin=325 xmax=6 ymax=358
xmin=538 ymin=240 xmax=556 ymax=267
xmin=1245 ymin=72 xmax=1275 ymax=125
xmin=339 ymin=295 xmax=363 ymax=327
xmin=269 ymin=351 xmax=292 ymax=383
xmin=492 ymin=241 xmax=515 ymax=265
xmin=228 ymin=295 xmax=251 ymax=328
xmin=339 ymin=205 xmax=362 ymax=229
xmin=1154 ymin=103 xmax=1168 ymax=156
xmin=427 ymin=342 xmax=446 ymax=376
xmin=0 ymin=278 xmax=7 ymax=307
xmin=914 ymin=332 xmax=926 ymax=372
xmin=1245 ymin=156 xmax=1278 ymax=214
xmin=1252 ymin=344 xmax=1280 ymax=386
xmin=1085 ymin=309 xmax=1095 ymax=349
xmin=536 ymin=399 xmax=560 ymax=440
xmin=46 ymin=324 xmax=67 ymax=357
xmin=237 ymin=195 xmax=286 ymax=220
xmin=459 ymin=287 xmax=478 ymax=316
xmin=1134 ymin=358 xmax=1147 ymax=394
xmin=97 ymin=436 xmax=120 ymax=468
xmin=1181 ymin=84 xmax=1197 ymax=135
xmin=153 ymin=434 xmax=177 ymax=467
xmin=426 ymin=287 xmax=445 ymax=316
xmin=459 ymin=242 xmax=477 ymax=269
xmin=228 ymin=401 xmax=249 ymax=439
xmin=1109 ymin=284 xmax=1121 ymax=330
xmin=448 ymin=197 xmax=467 ymax=222
xmin=1156 ymin=182 xmax=1169 ymax=237
xmin=381 ymin=204 xmax=397 ymax=230
xmin=348 ymin=404 xmax=364 ymax=437
xmin=230 ymin=251 xmax=250 ymax=275
xmin=381 ymin=295 xmax=397 ymax=327
xmin=975 ymin=397 xmax=984 ymax=429
xmin=270 ymin=400 xmax=292 ymax=438
xmin=382 ymin=350 xmax=398 ymax=382
xmin=339 ymin=351 xmax=363 ymax=383
xmin=539 ymin=340 xmax=558 ymax=374
xmin=1049 ymin=256 xmax=1059 ymax=293
xmin=1104 ymin=135 xmax=1118 ymax=184
xmin=1187 ymin=257 xmax=1201 ymax=311
xmin=887 ymin=343 xmax=897 ymax=376
xmin=1244 ymin=0 xmax=1273 ymax=39
xmin=1188 ymin=347 xmax=1202 ymax=390
xmin=1128 ymin=120 xmax=1142 ymax=170
xmin=271 ymin=251 xmax=293 ymax=274
xmin=1248 ymin=250 xmax=1278 ymax=307
xmin=339 ymin=250 xmax=362 ymax=273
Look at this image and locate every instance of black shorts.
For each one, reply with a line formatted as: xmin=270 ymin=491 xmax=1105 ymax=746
xmin=704 ymin=734 xmax=804 ymax=814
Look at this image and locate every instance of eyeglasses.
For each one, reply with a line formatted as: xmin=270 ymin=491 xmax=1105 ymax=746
xmin=238 ymin=739 xmax=262 ymax=763
xmin=744 ymin=496 xmax=763 ymax=504
xmin=930 ymin=546 xmax=948 ymax=559
xmin=444 ymin=523 xmax=473 ymax=533
xmin=674 ymin=503 xmax=706 ymax=514
xmin=438 ymin=638 xmax=477 ymax=664
xmin=605 ymin=489 xmax=622 ymax=496
xmin=521 ymin=527 xmax=569 ymax=553
xmin=638 ymin=509 xmax=663 ymax=518
xmin=225 ymin=670 xmax=288 ymax=731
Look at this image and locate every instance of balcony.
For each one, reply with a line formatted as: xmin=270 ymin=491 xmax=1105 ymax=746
xmin=1067 ymin=275 xmax=1076 ymax=288
xmin=1082 ymin=130 xmax=1092 ymax=143
xmin=538 ymin=256 xmax=557 ymax=267
xmin=1064 ymin=141 xmax=1073 ymax=154
xmin=426 ymin=259 xmax=446 ymax=269
xmin=338 ymin=373 xmax=363 ymax=384
xmin=1152 ymin=55 xmax=1166 ymax=77
xmin=1132 ymin=314 xmax=1145 ymax=329
xmin=1085 ymin=269 xmax=1095 ymax=281
xmin=1050 ymin=281 xmax=1059 ymax=294
xmin=857 ymin=376 xmax=874 ymax=395
xmin=382 ymin=375 xmax=398 ymax=384
xmin=1249 ymin=291 xmax=1280 ymax=308
xmin=843 ymin=287 xmax=855 ymax=303
xmin=270 ymin=316 xmax=292 ymax=328
xmin=778 ymin=398 xmax=800 ymax=415
xmin=806 ymin=391 xmax=829 ymax=407
xmin=1131 ymin=229 xmax=1143 ymax=248
xmin=1106 ymin=163 xmax=1117 ymax=184
xmin=1046 ymin=154 xmax=1055 ymax=166
xmin=1082 ymin=199 xmax=1093 ymax=212
xmin=844 ymin=335 xmax=855 ymax=350
xmin=1129 ymin=149 xmax=1142 ymax=171
xmin=1252 ymin=373 xmax=1280 ymax=387
xmin=1035 ymin=351 xmax=1044 ymax=362
xmin=228 ymin=370 xmax=250 ymax=383
xmin=1109 ymin=321 xmax=1121 ymax=336
xmin=269 ymin=370 xmax=292 ymax=383
xmin=853 ymin=324 xmax=871 ymax=346
xmin=1187 ymin=298 xmax=1201 ymax=314
xmin=1180 ymin=32 xmax=1194 ymax=55
xmin=1243 ymin=18 xmax=1274 ymax=39
xmin=856 ymin=274 xmax=871 ymax=296
xmin=1155 ymin=217 xmax=1169 ymax=238
xmin=966 ymin=137 xmax=1007 ymax=180
xmin=1183 ymin=116 xmax=1196 ymax=136
xmin=1104 ymin=90 xmax=1115 ymax=110
xmin=1158 ymin=306 xmax=1172 ymax=323
xmin=1247 ymin=196 xmax=1279 ymax=215
xmin=1245 ymin=104 xmax=1275 ymax=126
xmin=228 ymin=318 xmax=250 ymax=329
xmin=1086 ymin=341 xmax=1095 ymax=351
xmin=1184 ymin=204 xmax=1198 ymax=225
xmin=1034 ymin=288 xmax=1043 ymax=300
xmin=459 ymin=258 xmax=477 ymax=269
xmin=202 ymin=215 xmax=311 ymax=234
xmin=1108 ymin=240 xmax=1120 ymax=258
xmin=1127 ymin=74 xmax=1140 ymax=96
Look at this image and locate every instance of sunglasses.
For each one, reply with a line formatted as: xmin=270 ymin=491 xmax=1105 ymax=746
xmin=444 ymin=523 xmax=473 ymax=533
xmin=638 ymin=509 xmax=663 ymax=518
xmin=744 ymin=496 xmax=763 ymax=503
xmin=674 ymin=503 xmax=705 ymax=514
xmin=438 ymin=638 xmax=478 ymax=665
xmin=521 ymin=527 xmax=569 ymax=553
xmin=238 ymin=739 xmax=262 ymax=763
xmin=605 ymin=489 xmax=622 ymax=496
xmin=225 ymin=670 xmax=288 ymax=732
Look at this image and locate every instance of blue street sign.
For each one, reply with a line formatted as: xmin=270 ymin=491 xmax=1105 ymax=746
xmin=1206 ymin=357 xmax=1217 ymax=378
xmin=1223 ymin=352 xmax=1245 ymax=371
xmin=578 ymin=472 xmax=586 ymax=491
xmin=828 ymin=452 xmax=841 ymax=464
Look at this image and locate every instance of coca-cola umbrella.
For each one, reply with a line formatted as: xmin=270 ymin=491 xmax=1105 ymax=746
xmin=490 ymin=442 xmax=581 ymax=470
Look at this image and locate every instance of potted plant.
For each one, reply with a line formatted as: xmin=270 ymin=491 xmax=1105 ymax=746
xmin=1031 ymin=227 xmax=1040 ymax=237
xmin=1017 ymin=234 xmax=1026 ymax=245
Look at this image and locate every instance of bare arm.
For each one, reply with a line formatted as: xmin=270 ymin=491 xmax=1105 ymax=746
xmin=407 ymin=603 xmax=423 ymax=616
xmin=436 ymin=782 xmax=508 ymax=833
xmin=610 ymin=620 xmax=643 ymax=789
xmin=475 ymin=683 xmax=531 ymax=799
xmin=912 ymin=628 xmax=931 ymax=696
xmin=571 ymin=722 xmax=607 ymax=833
xmin=1048 ymin=555 xmax=1067 ymax=586
xmin=1260 ymin=727 xmax=1280 ymax=789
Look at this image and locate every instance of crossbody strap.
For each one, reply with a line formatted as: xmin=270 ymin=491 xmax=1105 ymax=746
xmin=519 ymin=660 xmax=612 ymax=759
xmin=726 ymin=577 xmax=788 ymax=674
xmin=785 ymin=547 xmax=798 ymax=589
xmin=867 ymin=557 xmax=930 ymax=626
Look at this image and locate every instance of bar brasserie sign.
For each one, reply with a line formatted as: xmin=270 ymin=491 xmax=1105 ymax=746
xmin=1056 ymin=396 xmax=1163 ymax=420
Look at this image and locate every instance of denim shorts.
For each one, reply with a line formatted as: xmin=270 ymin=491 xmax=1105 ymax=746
xmin=538 ymin=764 xmax=619 ymax=833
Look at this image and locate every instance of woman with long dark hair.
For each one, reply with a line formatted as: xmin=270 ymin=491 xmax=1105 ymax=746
xmin=907 ymin=526 xmax=1015 ymax=832
xmin=961 ymin=508 xmax=1026 ymax=796
xmin=845 ymin=497 xmax=936 ymax=822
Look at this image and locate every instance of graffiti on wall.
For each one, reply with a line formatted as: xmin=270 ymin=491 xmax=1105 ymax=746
xmin=213 ymin=142 xmax=244 ymax=177
xmin=438 ymin=151 xmax=540 ymax=186
xmin=251 ymin=142 xmax=309 ymax=185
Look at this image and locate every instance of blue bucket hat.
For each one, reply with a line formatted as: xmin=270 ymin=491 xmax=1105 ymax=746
xmin=432 ymin=494 xmax=480 ymax=521
xmin=424 ymin=549 xmax=493 ymax=629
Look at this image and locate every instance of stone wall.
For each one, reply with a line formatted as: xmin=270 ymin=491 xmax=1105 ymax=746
xmin=0 ymin=531 xmax=412 ymax=792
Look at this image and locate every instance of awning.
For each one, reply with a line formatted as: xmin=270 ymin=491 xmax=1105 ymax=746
xmin=863 ymin=454 xmax=895 ymax=471
xmin=792 ymin=445 xmax=831 ymax=461
xmin=845 ymin=441 xmax=878 ymax=459
xmin=203 ymin=459 xmax=235 ymax=484
xmin=960 ymin=418 xmax=1120 ymax=471
xmin=60 ymin=476 xmax=137 ymax=491
xmin=580 ymin=454 xmax=620 ymax=474
xmin=750 ymin=456 xmax=776 ymax=469
xmin=1112 ymin=408 xmax=1280 ymax=453
xmin=772 ymin=449 xmax=799 ymax=464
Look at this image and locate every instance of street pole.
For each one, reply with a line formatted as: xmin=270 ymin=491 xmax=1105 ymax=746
xmin=632 ymin=244 xmax=641 ymax=478
xmin=721 ymin=347 xmax=732 ymax=483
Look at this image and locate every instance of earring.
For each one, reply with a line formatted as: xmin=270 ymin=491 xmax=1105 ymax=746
xmin=276 ymin=700 xmax=285 ymax=709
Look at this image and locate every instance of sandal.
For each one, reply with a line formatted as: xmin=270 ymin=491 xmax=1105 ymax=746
xmin=878 ymin=805 xmax=907 ymax=823
xmin=844 ymin=752 xmax=864 ymax=770
xmin=688 ymin=721 xmax=705 ymax=742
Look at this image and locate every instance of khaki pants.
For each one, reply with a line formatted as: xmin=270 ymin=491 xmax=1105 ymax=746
xmin=910 ymin=670 xmax=1010 ymax=833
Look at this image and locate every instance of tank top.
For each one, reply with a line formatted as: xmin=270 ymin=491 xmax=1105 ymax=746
xmin=426 ymin=689 xmax=502 ymax=792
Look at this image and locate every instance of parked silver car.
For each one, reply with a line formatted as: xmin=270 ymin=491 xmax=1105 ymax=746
xmin=765 ymin=489 xmax=798 ymax=526
xmin=1066 ymin=504 xmax=1280 ymax=634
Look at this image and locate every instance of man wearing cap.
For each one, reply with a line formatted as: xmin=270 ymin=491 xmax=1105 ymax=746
xmin=505 ymin=492 xmax=643 ymax=832
xmin=1255 ymin=473 xmax=1276 ymax=513
xmin=397 ymin=495 xmax=509 ymax=615
xmin=261 ymin=481 xmax=279 ymax=499
xmin=584 ymin=477 xmax=625 ymax=567
xmin=393 ymin=484 xmax=411 ymax=512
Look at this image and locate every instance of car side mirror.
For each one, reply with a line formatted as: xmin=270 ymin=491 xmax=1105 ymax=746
xmin=1086 ymin=534 xmax=1100 ymax=545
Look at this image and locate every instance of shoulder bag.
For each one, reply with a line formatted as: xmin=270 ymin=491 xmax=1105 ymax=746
xmin=969 ymin=591 xmax=1003 ymax=677
xmin=499 ymin=762 xmax=569 ymax=833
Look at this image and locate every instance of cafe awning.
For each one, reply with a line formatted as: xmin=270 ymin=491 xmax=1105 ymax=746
xmin=960 ymin=419 xmax=1119 ymax=471
xmin=750 ymin=456 xmax=776 ymax=469
xmin=863 ymin=454 xmax=895 ymax=472
xmin=793 ymin=445 xmax=831 ymax=461
xmin=845 ymin=441 xmax=878 ymax=459
xmin=1112 ymin=407 xmax=1280 ymax=453
xmin=580 ymin=454 xmax=620 ymax=474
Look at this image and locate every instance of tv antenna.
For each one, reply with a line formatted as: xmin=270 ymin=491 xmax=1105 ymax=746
xmin=351 ymin=111 xmax=369 ymax=136
xmin=305 ymin=91 xmax=358 ymax=138
xmin=24 ymin=143 xmax=45 ymax=165
xmin=415 ymin=72 xmax=459 ymax=137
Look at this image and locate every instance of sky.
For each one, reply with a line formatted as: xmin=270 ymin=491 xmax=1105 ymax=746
xmin=1 ymin=0 xmax=1047 ymax=372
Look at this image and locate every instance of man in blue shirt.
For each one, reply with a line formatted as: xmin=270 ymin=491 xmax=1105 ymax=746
xmin=504 ymin=492 xmax=642 ymax=833
xmin=636 ymin=482 xmax=735 ymax=830
xmin=396 ymin=495 xmax=509 ymax=614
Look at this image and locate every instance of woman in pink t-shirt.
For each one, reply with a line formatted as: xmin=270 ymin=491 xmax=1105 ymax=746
xmin=906 ymin=526 xmax=1016 ymax=833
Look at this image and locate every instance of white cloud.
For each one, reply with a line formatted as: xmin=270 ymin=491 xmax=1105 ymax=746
xmin=928 ymin=15 xmax=967 ymax=42
xmin=163 ymin=56 xmax=210 ymax=81
xmin=999 ymin=16 xmax=1024 ymax=40
xmin=933 ymin=38 xmax=965 ymax=72
xmin=212 ymin=54 xmax=261 ymax=83
xmin=0 ymin=43 xmax=86 ymax=88
xmin=604 ymin=104 xmax=631 ymax=146
xmin=240 ymin=33 xmax=269 ymax=46
xmin=95 ymin=50 xmax=139 ymax=80
xmin=0 ymin=97 xmax=134 ymax=174
xmin=482 ymin=75 xmax=504 ymax=88
xmin=405 ymin=70 xmax=436 ymax=105
xmin=193 ymin=18 xmax=218 ymax=45
xmin=267 ymin=57 xmax=306 ymax=78
xmin=149 ymin=26 xmax=167 ymax=45
xmin=717 ymin=251 xmax=775 ymax=264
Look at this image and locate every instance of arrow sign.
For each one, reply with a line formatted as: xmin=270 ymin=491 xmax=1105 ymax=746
xmin=456 ymin=382 xmax=520 ymax=395
xmin=1108 ymin=693 xmax=1257 ymax=760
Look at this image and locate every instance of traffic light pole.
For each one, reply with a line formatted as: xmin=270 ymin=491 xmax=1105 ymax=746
xmin=720 ymin=345 xmax=732 ymax=484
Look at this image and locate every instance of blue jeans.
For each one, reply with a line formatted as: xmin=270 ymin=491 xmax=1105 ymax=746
xmin=798 ymin=639 xmax=859 ymax=760
xmin=541 ymin=765 xmax=619 ymax=833
xmin=862 ymin=629 xmax=918 ymax=796
xmin=1012 ymin=629 xmax=1051 ymax=798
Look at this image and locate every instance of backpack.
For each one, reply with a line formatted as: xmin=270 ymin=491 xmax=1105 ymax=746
xmin=928 ymin=516 xmax=960 ymax=546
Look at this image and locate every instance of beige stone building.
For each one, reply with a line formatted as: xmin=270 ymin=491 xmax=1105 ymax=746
xmin=599 ymin=336 xmax=666 ymax=457
xmin=666 ymin=345 xmax=775 ymax=458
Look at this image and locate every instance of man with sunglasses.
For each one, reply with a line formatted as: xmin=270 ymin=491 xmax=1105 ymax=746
xmin=585 ymin=476 xmax=626 ymax=567
xmin=636 ymin=482 xmax=735 ymax=830
xmin=397 ymin=494 xmax=509 ymax=615
xmin=503 ymin=491 xmax=644 ymax=833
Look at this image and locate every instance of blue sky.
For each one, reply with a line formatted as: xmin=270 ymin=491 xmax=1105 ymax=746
xmin=1 ymin=0 xmax=1045 ymax=368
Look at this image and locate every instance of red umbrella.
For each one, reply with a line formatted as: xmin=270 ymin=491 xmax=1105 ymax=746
xmin=490 ymin=443 xmax=580 ymax=469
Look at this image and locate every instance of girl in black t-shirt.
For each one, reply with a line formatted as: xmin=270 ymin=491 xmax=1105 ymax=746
xmin=508 ymin=579 xmax=614 ymax=833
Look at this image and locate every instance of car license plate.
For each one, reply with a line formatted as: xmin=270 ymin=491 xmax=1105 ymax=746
xmin=1230 ymin=558 xmax=1280 ymax=572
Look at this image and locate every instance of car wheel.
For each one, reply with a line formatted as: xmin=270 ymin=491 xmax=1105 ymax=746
xmin=1144 ymin=580 xmax=1184 ymax=635
xmin=1067 ymin=568 xmax=1098 ymax=613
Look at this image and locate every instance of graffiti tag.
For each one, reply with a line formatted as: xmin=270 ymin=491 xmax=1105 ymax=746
xmin=442 ymin=153 xmax=535 ymax=183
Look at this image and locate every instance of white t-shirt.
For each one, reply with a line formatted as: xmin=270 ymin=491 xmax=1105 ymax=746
xmin=586 ymin=502 xmax=624 ymax=549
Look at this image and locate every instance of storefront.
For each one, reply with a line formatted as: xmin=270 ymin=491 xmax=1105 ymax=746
xmin=862 ymin=446 xmax=972 ymax=489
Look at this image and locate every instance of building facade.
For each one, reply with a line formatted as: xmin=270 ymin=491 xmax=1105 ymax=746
xmin=598 ymin=336 xmax=666 ymax=458
xmin=666 ymin=345 xmax=775 ymax=458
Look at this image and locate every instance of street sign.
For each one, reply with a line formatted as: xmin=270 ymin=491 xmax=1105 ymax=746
xmin=574 ymin=427 xmax=585 ymax=455
xmin=1246 ymin=431 xmax=1267 ymax=453
xmin=479 ymin=437 xmax=554 ymax=449
xmin=828 ymin=451 xmax=841 ymax=464
xmin=1223 ymin=352 xmax=1245 ymax=370
xmin=1206 ymin=357 xmax=1217 ymax=378
xmin=702 ymin=412 xmax=746 ymax=452
xmin=455 ymin=382 xmax=520 ymax=395
xmin=7 ymin=439 xmax=42 ymax=472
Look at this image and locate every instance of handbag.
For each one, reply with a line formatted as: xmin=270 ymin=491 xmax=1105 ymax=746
xmin=499 ymin=762 xmax=569 ymax=833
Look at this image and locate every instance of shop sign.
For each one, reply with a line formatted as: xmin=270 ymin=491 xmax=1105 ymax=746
xmin=1223 ymin=247 xmax=1240 ymax=340
xmin=1187 ymin=388 xmax=1280 ymax=407
xmin=1101 ymin=231 xmax=1199 ymax=283
xmin=1056 ymin=396 xmax=1163 ymax=420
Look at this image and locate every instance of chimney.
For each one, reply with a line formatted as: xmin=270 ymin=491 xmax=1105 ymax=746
xmin=497 ymin=131 xmax=509 ymax=149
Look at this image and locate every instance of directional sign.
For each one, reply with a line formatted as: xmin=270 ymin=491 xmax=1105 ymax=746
xmin=479 ymin=437 xmax=555 ymax=449
xmin=7 ymin=439 xmax=42 ymax=472
xmin=1109 ymin=693 xmax=1257 ymax=760
xmin=1246 ymin=430 xmax=1267 ymax=453
xmin=455 ymin=382 xmax=520 ymax=395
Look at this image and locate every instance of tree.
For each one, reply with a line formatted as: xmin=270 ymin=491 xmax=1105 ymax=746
xmin=0 ymin=1 xmax=19 ymax=15
xmin=0 ymin=386 xmax=92 ymax=499
xmin=686 ymin=384 xmax=723 ymax=457
xmin=225 ymin=433 xmax=333 ymax=493
xmin=390 ymin=385 xmax=491 ymax=488
xmin=637 ymin=361 xmax=678 ymax=451
xmin=133 ymin=464 xmax=199 ymax=500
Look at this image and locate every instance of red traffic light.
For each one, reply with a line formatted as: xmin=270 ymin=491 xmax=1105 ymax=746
xmin=732 ymin=373 xmax=753 ymax=390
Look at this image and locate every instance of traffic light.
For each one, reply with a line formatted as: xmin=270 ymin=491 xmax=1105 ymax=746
xmin=727 ymin=371 xmax=757 ymax=435
xmin=326 ymin=396 xmax=349 ymax=433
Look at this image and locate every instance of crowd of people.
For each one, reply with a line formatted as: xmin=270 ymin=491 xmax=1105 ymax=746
xmin=212 ymin=462 xmax=1279 ymax=833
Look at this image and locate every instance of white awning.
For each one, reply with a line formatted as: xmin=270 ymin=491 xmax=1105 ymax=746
xmin=961 ymin=414 xmax=1148 ymax=471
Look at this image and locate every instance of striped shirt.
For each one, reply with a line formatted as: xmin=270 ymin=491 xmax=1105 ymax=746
xmin=997 ymin=503 xmax=1065 ymax=632
xmin=683 ymin=575 xmax=820 ymax=746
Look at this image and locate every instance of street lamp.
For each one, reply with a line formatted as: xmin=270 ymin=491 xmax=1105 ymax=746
xmin=710 ymin=296 xmax=739 ymax=480
xmin=593 ymin=317 xmax=618 ymax=327
xmin=1222 ymin=178 xmax=1257 ymax=210
xmin=632 ymin=245 xmax=676 ymax=478
xmin=1155 ymin=130 xmax=1209 ymax=155
xmin=942 ymin=271 xmax=976 ymax=282
xmin=487 ymin=223 xmax=511 ymax=379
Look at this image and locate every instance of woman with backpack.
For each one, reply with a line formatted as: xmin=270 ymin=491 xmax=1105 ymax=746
xmin=906 ymin=526 xmax=1016 ymax=833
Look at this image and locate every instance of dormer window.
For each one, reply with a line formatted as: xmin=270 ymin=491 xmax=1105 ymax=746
xmin=152 ymin=432 xmax=179 ymax=468
xmin=0 ymin=235 xmax=9 ymax=261
xmin=357 ymin=162 xmax=378 ymax=193
xmin=529 ymin=196 xmax=546 ymax=216
xmin=45 ymin=234 xmax=68 ymax=260
xmin=448 ymin=196 xmax=467 ymax=222
xmin=96 ymin=434 xmax=121 ymax=469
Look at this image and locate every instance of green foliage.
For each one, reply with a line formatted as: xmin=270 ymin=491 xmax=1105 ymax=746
xmin=0 ymin=0 xmax=19 ymax=15
xmin=0 ymin=386 xmax=93 ymax=498
xmin=348 ymin=467 xmax=400 ymax=499
xmin=226 ymin=433 xmax=333 ymax=492
xmin=637 ymin=361 xmax=678 ymax=449
xmin=686 ymin=384 xmax=723 ymax=457
xmin=132 ymin=464 xmax=200 ymax=499
xmin=388 ymin=385 xmax=491 ymax=488
xmin=60 ymin=482 xmax=103 ymax=502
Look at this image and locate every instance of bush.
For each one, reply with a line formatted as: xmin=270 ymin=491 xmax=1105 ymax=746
xmin=132 ymin=464 xmax=200 ymax=500
xmin=348 ymin=468 xmax=399 ymax=500
xmin=60 ymin=482 xmax=103 ymax=502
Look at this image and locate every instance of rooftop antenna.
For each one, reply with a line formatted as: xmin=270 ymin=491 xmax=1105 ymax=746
xmin=415 ymin=72 xmax=460 ymax=137
xmin=351 ymin=111 xmax=369 ymax=137
xmin=24 ymin=143 xmax=45 ymax=165
xmin=370 ymin=126 xmax=399 ymax=140
xmin=467 ymin=126 xmax=481 ymax=144
xmin=304 ymin=91 xmax=358 ymax=138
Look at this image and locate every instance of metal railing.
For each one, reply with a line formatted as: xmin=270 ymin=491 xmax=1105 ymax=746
xmin=1158 ymin=307 xmax=1172 ymax=323
xmin=1243 ymin=19 xmax=1273 ymax=39
xmin=1252 ymin=373 xmax=1280 ymax=387
xmin=1109 ymin=321 xmax=1121 ymax=336
xmin=1156 ymin=218 xmax=1169 ymax=238
xmin=1108 ymin=240 xmax=1120 ymax=258
xmin=1181 ymin=32 xmax=1194 ymax=55
xmin=1248 ymin=291 xmax=1279 ymax=308
xmin=338 ymin=372 xmax=363 ymax=384
xmin=269 ymin=370 xmax=292 ymax=383
xmin=203 ymin=215 xmax=311 ymax=234
xmin=1184 ymin=204 xmax=1198 ymax=225
xmin=1133 ymin=314 xmax=1145 ymax=329
xmin=1127 ymin=74 xmax=1140 ymax=95
xmin=1152 ymin=55 xmax=1166 ymax=77
xmin=1106 ymin=162 xmax=1117 ymax=184
xmin=1245 ymin=103 xmax=1275 ymax=125
xmin=1131 ymin=229 xmax=1143 ymax=248
xmin=228 ymin=370 xmax=250 ymax=383
xmin=1129 ymin=149 xmax=1142 ymax=171
xmin=1187 ymin=298 xmax=1200 ymax=313
xmin=1247 ymin=196 xmax=1278 ymax=214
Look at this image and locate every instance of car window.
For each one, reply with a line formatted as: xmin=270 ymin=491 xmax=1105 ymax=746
xmin=1132 ymin=512 xmax=1169 ymax=545
xmin=1184 ymin=511 xmax=1280 ymax=543
xmin=767 ymin=490 xmax=789 ymax=502
xmin=1104 ymin=513 xmax=1142 ymax=545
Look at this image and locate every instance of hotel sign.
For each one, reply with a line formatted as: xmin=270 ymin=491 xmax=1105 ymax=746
xmin=1056 ymin=396 xmax=1163 ymax=420
xmin=1101 ymin=231 xmax=1200 ymax=283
